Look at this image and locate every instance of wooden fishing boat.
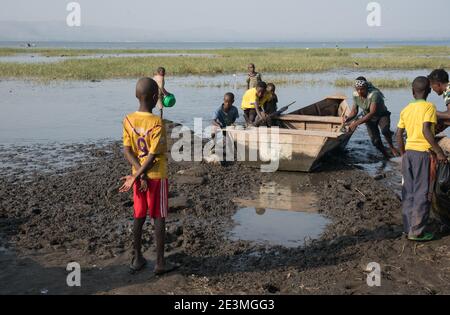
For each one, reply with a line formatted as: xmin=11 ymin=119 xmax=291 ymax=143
xmin=225 ymin=95 xmax=354 ymax=172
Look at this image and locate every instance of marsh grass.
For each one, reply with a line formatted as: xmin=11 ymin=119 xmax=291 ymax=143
xmin=198 ymin=76 xmax=412 ymax=89
xmin=334 ymin=77 xmax=411 ymax=89
xmin=0 ymin=46 xmax=449 ymax=81
xmin=183 ymin=77 xmax=323 ymax=88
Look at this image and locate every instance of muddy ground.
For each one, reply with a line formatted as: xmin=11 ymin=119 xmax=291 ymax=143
xmin=1 ymin=140 xmax=450 ymax=295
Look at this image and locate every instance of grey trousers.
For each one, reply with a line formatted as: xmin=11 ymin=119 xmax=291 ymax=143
xmin=401 ymin=150 xmax=431 ymax=237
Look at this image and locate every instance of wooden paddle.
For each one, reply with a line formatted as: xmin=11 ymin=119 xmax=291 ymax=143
xmin=255 ymin=101 xmax=296 ymax=127
xmin=273 ymin=101 xmax=297 ymax=116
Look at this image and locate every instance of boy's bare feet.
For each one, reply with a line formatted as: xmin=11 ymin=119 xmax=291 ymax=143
xmin=129 ymin=255 xmax=147 ymax=274
xmin=154 ymin=262 xmax=180 ymax=276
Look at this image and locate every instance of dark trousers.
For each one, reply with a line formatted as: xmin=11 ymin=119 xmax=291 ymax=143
xmin=401 ymin=150 xmax=431 ymax=237
xmin=365 ymin=114 xmax=392 ymax=149
xmin=244 ymin=109 xmax=257 ymax=124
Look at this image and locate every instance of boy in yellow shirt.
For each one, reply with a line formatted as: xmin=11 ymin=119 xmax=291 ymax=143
xmin=120 ymin=77 xmax=174 ymax=275
xmin=241 ymin=81 xmax=271 ymax=126
xmin=396 ymin=76 xmax=448 ymax=242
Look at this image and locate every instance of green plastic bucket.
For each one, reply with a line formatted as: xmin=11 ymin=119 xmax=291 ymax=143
xmin=162 ymin=94 xmax=176 ymax=107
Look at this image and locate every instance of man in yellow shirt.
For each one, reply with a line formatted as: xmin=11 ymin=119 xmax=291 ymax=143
xmin=120 ymin=77 xmax=174 ymax=275
xmin=396 ymin=76 xmax=447 ymax=242
xmin=241 ymin=81 xmax=271 ymax=126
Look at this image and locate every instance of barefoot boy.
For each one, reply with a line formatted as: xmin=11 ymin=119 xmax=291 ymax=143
xmin=396 ymin=76 xmax=448 ymax=242
xmin=120 ymin=77 xmax=171 ymax=275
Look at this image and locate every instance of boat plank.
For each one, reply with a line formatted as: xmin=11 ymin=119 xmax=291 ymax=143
xmin=277 ymin=115 xmax=343 ymax=124
xmin=225 ymin=128 xmax=343 ymax=139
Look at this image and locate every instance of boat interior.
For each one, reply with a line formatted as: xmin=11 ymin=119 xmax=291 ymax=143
xmin=275 ymin=96 xmax=350 ymax=133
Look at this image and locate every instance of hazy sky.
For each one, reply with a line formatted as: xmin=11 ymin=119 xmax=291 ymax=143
xmin=0 ymin=0 xmax=449 ymax=41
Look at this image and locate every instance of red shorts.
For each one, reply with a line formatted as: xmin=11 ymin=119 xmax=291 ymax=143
xmin=133 ymin=178 xmax=168 ymax=219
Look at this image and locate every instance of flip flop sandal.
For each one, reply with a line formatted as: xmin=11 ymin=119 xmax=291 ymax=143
xmin=154 ymin=262 xmax=180 ymax=276
xmin=129 ymin=256 xmax=147 ymax=275
xmin=408 ymin=232 xmax=434 ymax=242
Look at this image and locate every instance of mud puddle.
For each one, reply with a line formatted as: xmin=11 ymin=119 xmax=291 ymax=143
xmin=229 ymin=174 xmax=330 ymax=248
xmin=230 ymin=207 xmax=330 ymax=248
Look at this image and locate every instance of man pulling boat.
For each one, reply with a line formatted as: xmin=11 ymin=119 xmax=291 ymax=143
xmin=344 ymin=77 xmax=400 ymax=159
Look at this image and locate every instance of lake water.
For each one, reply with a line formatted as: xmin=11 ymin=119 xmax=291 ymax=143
xmin=0 ymin=70 xmax=448 ymax=180
xmin=0 ymin=53 xmax=217 ymax=64
xmin=1 ymin=70 xmax=447 ymax=144
xmin=1 ymin=40 xmax=450 ymax=50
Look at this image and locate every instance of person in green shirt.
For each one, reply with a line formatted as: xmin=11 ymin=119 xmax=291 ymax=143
xmin=344 ymin=77 xmax=400 ymax=159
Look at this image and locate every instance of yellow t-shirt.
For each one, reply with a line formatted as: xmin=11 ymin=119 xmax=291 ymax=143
xmin=123 ymin=111 xmax=168 ymax=179
xmin=397 ymin=100 xmax=437 ymax=152
xmin=241 ymin=88 xmax=271 ymax=110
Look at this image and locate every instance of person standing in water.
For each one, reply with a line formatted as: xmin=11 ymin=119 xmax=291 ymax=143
xmin=344 ymin=77 xmax=400 ymax=159
xmin=153 ymin=67 xmax=170 ymax=118
xmin=246 ymin=63 xmax=262 ymax=90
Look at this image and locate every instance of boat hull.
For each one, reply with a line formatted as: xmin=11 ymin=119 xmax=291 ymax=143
xmin=225 ymin=127 xmax=352 ymax=172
